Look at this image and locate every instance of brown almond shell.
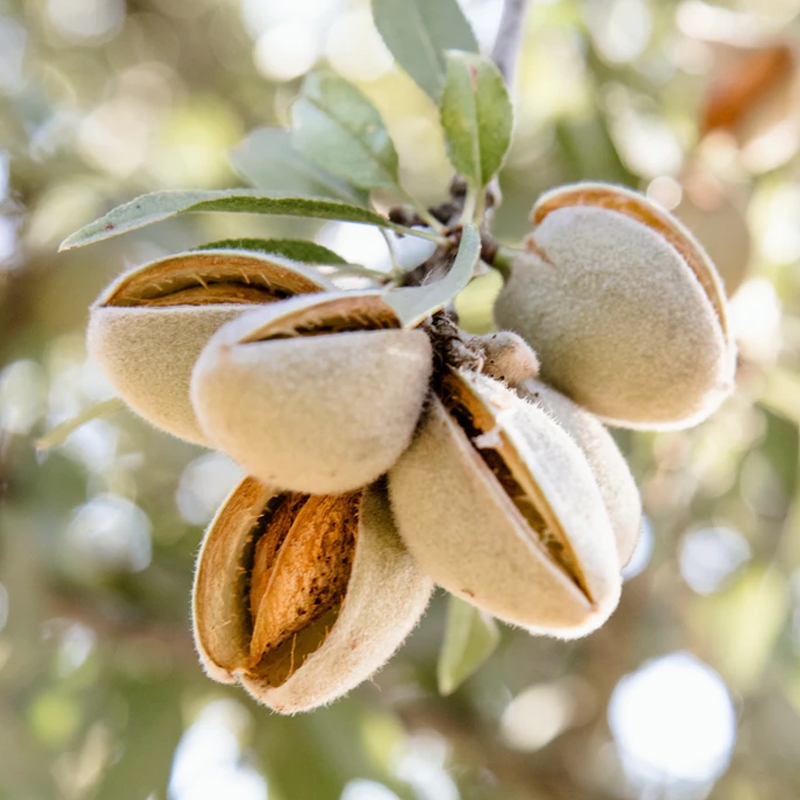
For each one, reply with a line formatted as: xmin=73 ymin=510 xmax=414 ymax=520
xmin=192 ymin=476 xmax=433 ymax=713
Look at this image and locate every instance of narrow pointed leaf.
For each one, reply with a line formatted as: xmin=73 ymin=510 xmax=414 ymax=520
xmin=440 ymin=52 xmax=513 ymax=189
xmin=58 ymin=190 xmax=388 ymax=251
xmin=437 ymin=595 xmax=500 ymax=696
xmin=195 ymin=238 xmax=347 ymax=264
xmin=292 ymin=73 xmax=399 ymax=190
xmin=384 ymin=223 xmax=480 ymax=327
xmin=230 ymin=127 xmax=369 ymax=205
xmin=328 ymin=264 xmax=392 ymax=282
xmin=195 ymin=240 xmax=381 ymax=280
xmin=373 ymin=0 xmax=479 ymax=101
xmin=35 ymin=398 xmax=126 ymax=451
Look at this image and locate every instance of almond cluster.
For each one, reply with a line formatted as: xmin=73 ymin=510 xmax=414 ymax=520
xmin=87 ymin=183 xmax=736 ymax=713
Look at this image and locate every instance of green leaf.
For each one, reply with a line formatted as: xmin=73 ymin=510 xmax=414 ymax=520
xmin=372 ymin=0 xmax=479 ymax=101
xmin=437 ymin=595 xmax=500 ymax=696
xmin=230 ymin=127 xmax=369 ymax=205
xmin=196 ymin=238 xmax=387 ymax=281
xmin=384 ymin=223 xmax=480 ymax=327
xmin=440 ymin=51 xmax=513 ymax=189
xmin=292 ymin=73 xmax=399 ymax=190
xmin=58 ymin=190 xmax=389 ymax=251
xmin=196 ymin=237 xmax=347 ymax=264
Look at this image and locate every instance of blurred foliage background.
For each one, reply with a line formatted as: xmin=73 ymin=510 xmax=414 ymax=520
xmin=2 ymin=0 xmax=800 ymax=798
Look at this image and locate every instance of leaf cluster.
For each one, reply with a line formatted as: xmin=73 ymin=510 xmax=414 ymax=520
xmin=60 ymin=0 xmax=513 ymax=342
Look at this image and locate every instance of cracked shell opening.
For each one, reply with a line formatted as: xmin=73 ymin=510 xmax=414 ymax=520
xmin=438 ymin=370 xmax=593 ymax=602
xmin=101 ymin=251 xmax=326 ymax=308
xmin=238 ymin=292 xmax=401 ymax=343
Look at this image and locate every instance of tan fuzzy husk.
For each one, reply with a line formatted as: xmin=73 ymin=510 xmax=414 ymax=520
xmin=389 ymin=369 xmax=621 ymax=638
xmin=191 ymin=291 xmax=433 ymax=495
xmin=495 ymin=183 xmax=736 ymax=429
xmin=192 ymin=477 xmax=433 ymax=714
xmin=532 ymin=182 xmax=730 ymax=327
xmin=87 ymin=250 xmax=330 ymax=445
xmin=520 ymin=379 xmax=642 ymax=567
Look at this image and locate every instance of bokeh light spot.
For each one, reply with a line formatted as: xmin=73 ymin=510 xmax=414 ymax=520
xmin=609 ymin=652 xmax=736 ymax=791
xmin=78 ymin=98 xmax=152 ymax=178
xmin=647 ymin=175 xmax=683 ymax=211
xmin=587 ymin=0 xmax=653 ymax=64
xmin=0 ymin=359 xmax=47 ymax=436
xmin=0 ymin=16 xmax=27 ymax=94
xmin=728 ymin=278 xmax=781 ymax=363
xmin=57 ymin=622 xmax=96 ymax=677
xmin=169 ymin=700 xmax=265 ymax=800
xmin=176 ymin=452 xmax=243 ymax=526
xmin=253 ymin=21 xmax=319 ymax=83
xmin=680 ymin=526 xmax=751 ymax=594
xmin=393 ymin=732 xmax=458 ymax=800
xmin=325 ymin=8 xmax=393 ymax=83
xmin=622 ymin=515 xmax=654 ymax=581
xmin=341 ymin=780 xmax=402 ymax=800
xmin=47 ymin=0 xmax=125 ymax=43
xmin=501 ymin=677 xmax=595 ymax=751
xmin=29 ymin=690 xmax=82 ymax=748
xmin=63 ymin=494 xmax=152 ymax=580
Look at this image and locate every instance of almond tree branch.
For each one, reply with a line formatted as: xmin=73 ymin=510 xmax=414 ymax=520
xmin=491 ymin=0 xmax=531 ymax=86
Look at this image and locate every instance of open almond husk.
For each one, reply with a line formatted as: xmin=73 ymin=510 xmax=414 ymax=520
xmin=520 ymin=379 xmax=642 ymax=567
xmin=389 ymin=368 xmax=621 ymax=639
xmin=494 ymin=182 xmax=736 ymax=430
xmin=87 ymin=249 xmax=331 ymax=445
xmin=190 ymin=290 xmax=433 ymax=495
xmin=192 ymin=477 xmax=433 ymax=714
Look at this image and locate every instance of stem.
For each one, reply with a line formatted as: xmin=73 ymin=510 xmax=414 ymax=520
xmin=491 ymin=0 xmax=531 ymax=86
xmin=474 ymin=190 xmax=486 ymax=224
xmin=386 ymin=222 xmax=449 ymax=245
xmin=400 ymin=188 xmax=447 ymax=233
xmin=488 ymin=244 xmax=515 ymax=281
xmin=460 ymin=185 xmax=479 ymax=226
xmin=377 ymin=228 xmax=403 ymax=279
